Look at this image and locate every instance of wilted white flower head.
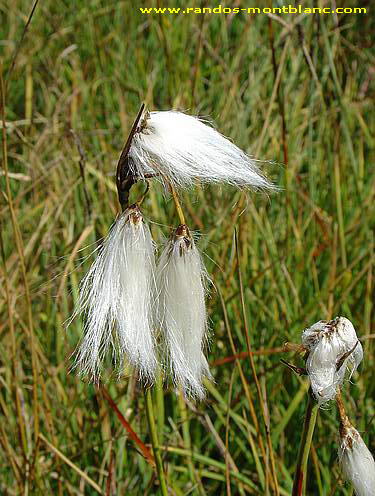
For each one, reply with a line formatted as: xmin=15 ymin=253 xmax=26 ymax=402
xmin=128 ymin=110 xmax=273 ymax=190
xmin=70 ymin=205 xmax=157 ymax=383
xmin=302 ymin=317 xmax=363 ymax=405
xmin=157 ymin=224 xmax=211 ymax=399
xmin=339 ymin=422 xmax=375 ymax=495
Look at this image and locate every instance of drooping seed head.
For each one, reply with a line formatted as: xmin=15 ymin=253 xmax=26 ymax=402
xmin=302 ymin=317 xmax=363 ymax=405
xmin=69 ymin=205 xmax=157 ymax=383
xmin=156 ymin=224 xmax=211 ymax=399
xmin=128 ymin=110 xmax=275 ymax=190
xmin=339 ymin=422 xmax=375 ymax=496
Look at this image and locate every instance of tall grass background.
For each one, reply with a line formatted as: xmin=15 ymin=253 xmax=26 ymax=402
xmin=0 ymin=1 xmax=373 ymax=494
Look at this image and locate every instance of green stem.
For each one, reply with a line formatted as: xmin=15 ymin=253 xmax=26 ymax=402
xmin=292 ymin=390 xmax=318 ymax=496
xmin=178 ymin=392 xmax=206 ymax=495
xmin=155 ymin=371 xmax=165 ymax=445
xmin=145 ymin=388 xmax=169 ymax=496
xmin=178 ymin=393 xmax=193 ymax=478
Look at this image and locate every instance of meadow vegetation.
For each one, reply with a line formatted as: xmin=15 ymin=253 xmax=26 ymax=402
xmin=0 ymin=1 xmax=373 ymax=494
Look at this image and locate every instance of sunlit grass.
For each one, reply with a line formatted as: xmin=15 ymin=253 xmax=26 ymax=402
xmin=0 ymin=1 xmax=373 ymax=494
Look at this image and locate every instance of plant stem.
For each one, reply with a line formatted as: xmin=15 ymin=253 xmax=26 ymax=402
xmin=177 ymin=392 xmax=206 ymax=495
xmin=292 ymin=389 xmax=318 ymax=496
xmin=178 ymin=393 xmax=193 ymax=478
xmin=169 ymin=184 xmax=206 ymax=492
xmin=170 ymin=184 xmax=186 ymax=225
xmin=155 ymin=371 xmax=165 ymax=445
xmin=145 ymin=388 xmax=169 ymax=496
xmin=336 ymin=389 xmax=352 ymax=439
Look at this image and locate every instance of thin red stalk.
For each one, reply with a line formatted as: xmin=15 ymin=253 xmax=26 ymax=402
xmin=100 ymin=387 xmax=155 ymax=468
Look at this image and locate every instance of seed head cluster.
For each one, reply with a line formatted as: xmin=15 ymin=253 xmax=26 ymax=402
xmin=70 ymin=109 xmax=273 ymax=398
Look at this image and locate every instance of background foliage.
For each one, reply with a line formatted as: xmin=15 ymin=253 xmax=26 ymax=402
xmin=0 ymin=0 xmax=373 ymax=494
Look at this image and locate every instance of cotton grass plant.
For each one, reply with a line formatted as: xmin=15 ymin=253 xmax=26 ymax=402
xmin=288 ymin=317 xmax=373 ymax=495
xmin=2 ymin=5 xmax=373 ymax=494
xmin=338 ymin=421 xmax=375 ymax=496
xmin=70 ymin=104 xmax=274 ymax=394
xmin=156 ymin=223 xmax=211 ymax=400
xmin=301 ymin=317 xmax=363 ymax=406
xmin=68 ymin=104 xmax=374 ymax=496
xmin=128 ymin=110 xmax=273 ymax=189
xmin=70 ymin=204 xmax=157 ymax=383
xmin=69 ymin=103 xmax=276 ymax=494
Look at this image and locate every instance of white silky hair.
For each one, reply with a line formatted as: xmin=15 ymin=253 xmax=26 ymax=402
xmin=70 ymin=205 xmax=157 ymax=383
xmin=302 ymin=317 xmax=363 ymax=406
xmin=156 ymin=225 xmax=211 ymax=399
xmin=339 ymin=424 xmax=375 ymax=496
xmin=128 ymin=110 xmax=274 ymax=189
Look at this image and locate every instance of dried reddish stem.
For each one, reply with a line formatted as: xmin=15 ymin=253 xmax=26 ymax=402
xmin=100 ymin=386 xmax=155 ymax=468
xmin=211 ymin=343 xmax=305 ymax=367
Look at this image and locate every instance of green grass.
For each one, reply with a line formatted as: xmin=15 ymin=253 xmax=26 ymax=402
xmin=0 ymin=1 xmax=374 ymax=494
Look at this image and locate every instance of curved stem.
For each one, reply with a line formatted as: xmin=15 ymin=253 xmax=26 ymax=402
xmin=292 ymin=389 xmax=318 ymax=496
xmin=145 ymin=388 xmax=169 ymax=496
xmin=169 ymin=184 xmax=186 ymax=225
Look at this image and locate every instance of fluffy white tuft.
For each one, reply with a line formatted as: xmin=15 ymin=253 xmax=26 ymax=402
xmin=128 ymin=110 xmax=273 ymax=189
xmin=70 ymin=205 xmax=157 ymax=383
xmin=156 ymin=225 xmax=211 ymax=399
xmin=339 ymin=424 xmax=375 ymax=496
xmin=302 ymin=317 xmax=363 ymax=406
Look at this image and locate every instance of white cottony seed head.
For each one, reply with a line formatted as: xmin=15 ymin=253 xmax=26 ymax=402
xmin=339 ymin=424 xmax=375 ymax=496
xmin=156 ymin=224 xmax=211 ymax=399
xmin=302 ymin=317 xmax=363 ymax=405
xmin=69 ymin=205 xmax=157 ymax=383
xmin=128 ymin=110 xmax=274 ymax=190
